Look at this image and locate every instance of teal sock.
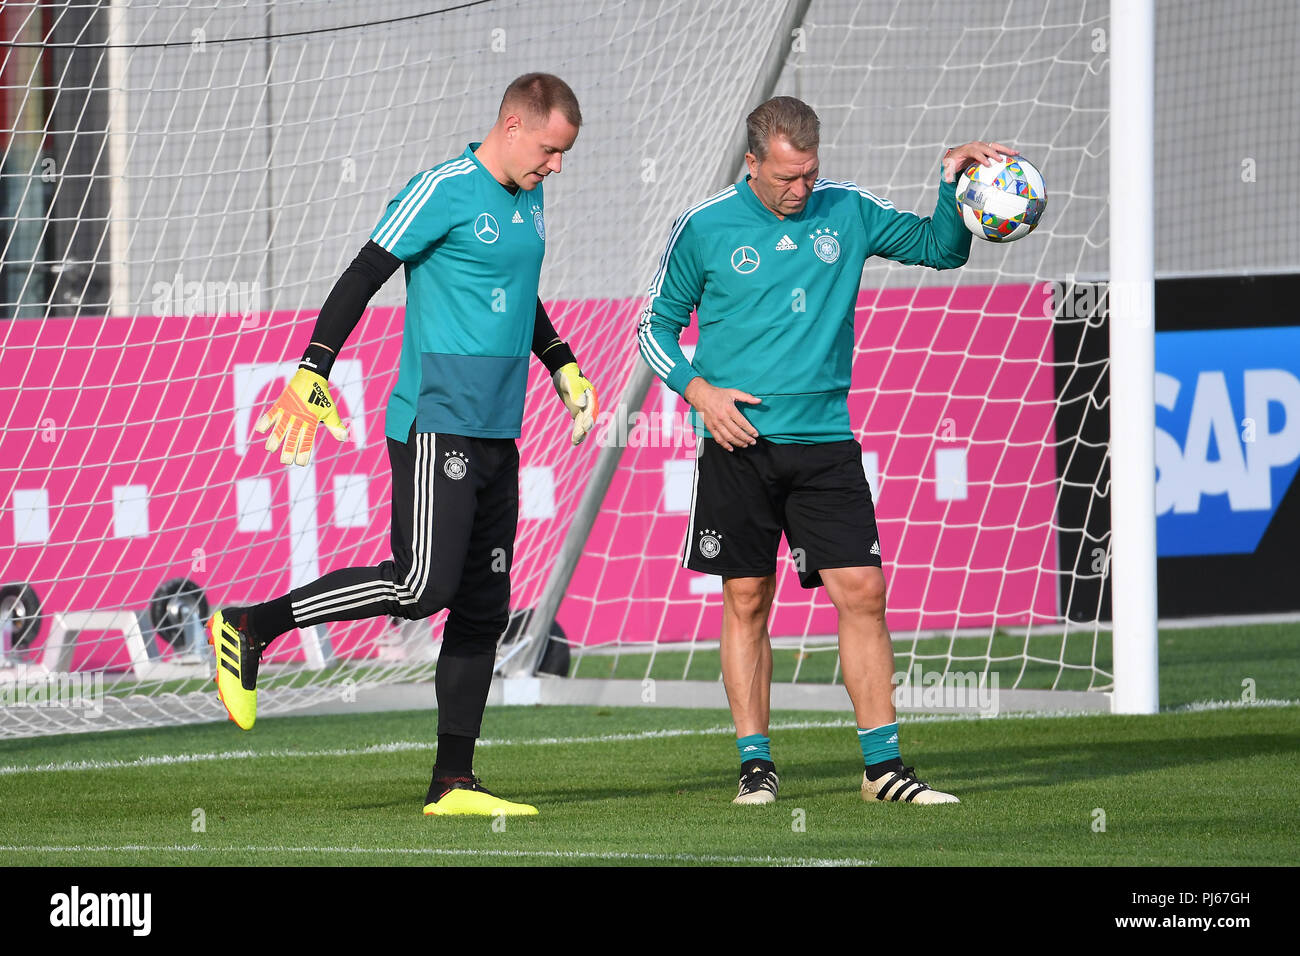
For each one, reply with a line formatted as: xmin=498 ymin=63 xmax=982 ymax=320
xmin=857 ymin=722 xmax=900 ymax=766
xmin=736 ymin=734 xmax=771 ymax=764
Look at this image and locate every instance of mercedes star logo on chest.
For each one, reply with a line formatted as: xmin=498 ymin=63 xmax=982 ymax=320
xmin=474 ymin=212 xmax=499 ymax=244
xmin=730 ymin=245 xmax=759 ymax=274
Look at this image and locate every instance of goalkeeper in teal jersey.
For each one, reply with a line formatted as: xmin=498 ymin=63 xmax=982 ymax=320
xmin=207 ymin=74 xmax=597 ymax=818
xmin=639 ymin=96 xmax=1016 ymax=805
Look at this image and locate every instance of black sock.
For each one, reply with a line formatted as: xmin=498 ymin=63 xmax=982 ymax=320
xmin=245 ymin=594 xmax=295 ymax=647
xmin=426 ymin=735 xmax=477 ymax=804
xmin=865 ymin=757 xmax=905 ymax=779
xmin=742 ymin=758 xmax=776 ymax=773
xmin=432 ymin=733 xmax=476 ymax=778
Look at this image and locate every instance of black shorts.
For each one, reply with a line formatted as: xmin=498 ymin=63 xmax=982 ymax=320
xmin=682 ymin=437 xmax=882 ymax=589
xmin=289 ymin=426 xmax=518 ymax=628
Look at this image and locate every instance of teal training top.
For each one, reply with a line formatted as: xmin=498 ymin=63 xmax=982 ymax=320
xmin=371 ymin=143 xmax=547 ymax=441
xmin=637 ymin=171 xmax=971 ymax=443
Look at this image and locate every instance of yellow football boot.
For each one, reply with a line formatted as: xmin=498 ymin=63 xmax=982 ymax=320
xmin=423 ymin=776 xmax=539 ymax=816
xmin=208 ymin=609 xmax=263 ymax=730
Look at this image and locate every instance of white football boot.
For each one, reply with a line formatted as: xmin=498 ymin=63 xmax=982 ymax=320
xmin=862 ymin=765 xmax=960 ymax=804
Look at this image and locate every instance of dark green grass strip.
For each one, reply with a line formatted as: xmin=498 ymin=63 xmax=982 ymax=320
xmin=1 ymin=704 xmax=1296 ymax=867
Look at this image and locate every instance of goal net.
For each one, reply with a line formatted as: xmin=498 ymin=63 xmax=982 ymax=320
xmin=534 ymin=1 xmax=1115 ymax=716
xmin=2 ymin=0 xmax=1125 ymax=736
xmin=0 ymin=0 xmax=803 ymax=736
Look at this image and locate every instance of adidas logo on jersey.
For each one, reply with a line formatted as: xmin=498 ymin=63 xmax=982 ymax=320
xmin=511 ymin=211 xmax=524 ymax=223
xmin=308 ymin=384 xmax=332 ymax=409
xmin=775 ymin=234 xmax=798 ymax=251
xmin=870 ymin=540 xmax=881 ymax=556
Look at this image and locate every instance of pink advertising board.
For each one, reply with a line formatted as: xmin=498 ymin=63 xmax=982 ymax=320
xmin=1 ymin=284 xmax=1057 ymax=667
xmin=560 ymin=282 xmax=1061 ymax=645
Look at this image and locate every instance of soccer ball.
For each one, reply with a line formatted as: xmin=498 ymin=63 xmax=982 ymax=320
xmin=955 ymin=155 xmax=1047 ymax=242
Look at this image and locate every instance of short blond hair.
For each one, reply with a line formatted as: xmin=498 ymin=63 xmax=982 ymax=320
xmin=499 ymin=73 xmax=582 ymax=127
xmin=746 ymin=96 xmax=820 ymax=160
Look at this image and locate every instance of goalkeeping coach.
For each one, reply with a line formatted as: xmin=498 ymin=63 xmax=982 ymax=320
xmin=638 ymin=95 xmax=1013 ymax=806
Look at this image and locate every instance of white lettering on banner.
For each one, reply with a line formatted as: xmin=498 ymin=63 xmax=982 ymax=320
xmin=1155 ymin=369 xmax=1300 ymax=515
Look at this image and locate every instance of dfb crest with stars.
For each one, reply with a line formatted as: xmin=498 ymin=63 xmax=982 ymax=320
xmin=443 ymin=450 xmax=468 ymax=480
xmin=810 ymin=227 xmax=840 ymax=263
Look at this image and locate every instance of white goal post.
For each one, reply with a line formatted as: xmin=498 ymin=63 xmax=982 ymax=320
xmin=1106 ymin=0 xmax=1158 ymax=715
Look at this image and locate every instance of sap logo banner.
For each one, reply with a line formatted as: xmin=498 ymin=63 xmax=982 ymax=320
xmin=1155 ymin=327 xmax=1300 ymax=556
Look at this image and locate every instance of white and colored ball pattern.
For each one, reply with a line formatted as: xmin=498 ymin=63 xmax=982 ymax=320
xmin=955 ymin=155 xmax=1047 ymax=243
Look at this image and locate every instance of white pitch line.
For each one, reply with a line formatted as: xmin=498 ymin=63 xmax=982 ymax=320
xmin=0 ymin=710 xmax=1104 ymax=778
xmin=1169 ymin=698 xmax=1298 ymax=712
xmin=5 ymin=701 xmax=1293 ymax=777
xmin=0 ymin=844 xmax=875 ymax=867
xmin=0 ymin=719 xmax=856 ymax=776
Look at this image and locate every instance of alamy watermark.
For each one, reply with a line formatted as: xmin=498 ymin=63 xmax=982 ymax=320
xmin=892 ymin=662 xmax=999 ymax=716
xmin=50 ymin=886 xmax=151 ymax=936
xmin=150 ymin=272 xmax=261 ymax=320
xmin=594 ymin=409 xmax=697 ymax=449
xmin=1042 ymin=277 xmax=1154 ymax=325
xmin=1 ymin=671 xmax=104 ymax=719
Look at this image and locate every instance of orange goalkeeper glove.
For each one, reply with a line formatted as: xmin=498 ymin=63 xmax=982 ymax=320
xmin=253 ymin=368 xmax=349 ymax=465
xmin=551 ymin=362 xmax=598 ymax=446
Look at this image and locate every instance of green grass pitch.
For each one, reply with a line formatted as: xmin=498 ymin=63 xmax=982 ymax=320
xmin=0 ymin=624 xmax=1296 ymax=867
